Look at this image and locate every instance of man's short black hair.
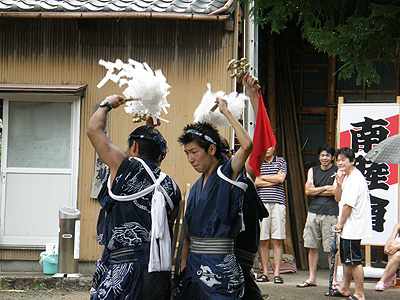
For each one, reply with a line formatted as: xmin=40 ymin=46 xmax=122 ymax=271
xmin=128 ymin=125 xmax=167 ymax=162
xmin=318 ymin=144 xmax=335 ymax=157
xmin=335 ymin=147 xmax=355 ymax=162
xmin=177 ymin=122 xmax=222 ymax=159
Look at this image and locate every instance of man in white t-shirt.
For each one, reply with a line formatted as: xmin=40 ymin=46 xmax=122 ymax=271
xmin=332 ymin=147 xmax=372 ymax=300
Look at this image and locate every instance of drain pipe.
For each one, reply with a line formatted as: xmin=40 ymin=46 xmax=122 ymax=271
xmin=209 ymin=0 xmax=234 ymax=16
xmin=0 ymin=11 xmax=230 ymax=21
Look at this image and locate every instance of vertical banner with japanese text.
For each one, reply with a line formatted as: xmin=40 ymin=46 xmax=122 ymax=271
xmin=338 ymin=104 xmax=399 ymax=245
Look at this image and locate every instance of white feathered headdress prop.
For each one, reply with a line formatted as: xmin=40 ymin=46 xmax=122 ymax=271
xmin=194 ymin=83 xmax=248 ymax=127
xmin=97 ymin=59 xmax=171 ymax=124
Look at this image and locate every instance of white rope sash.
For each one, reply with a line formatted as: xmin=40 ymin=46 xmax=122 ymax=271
xmin=106 ymin=157 xmax=173 ymax=272
xmin=216 ymin=166 xmax=248 ymax=191
xmin=216 ymin=165 xmax=248 ymax=232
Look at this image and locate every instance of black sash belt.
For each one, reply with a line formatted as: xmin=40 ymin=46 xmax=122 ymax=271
xmin=235 ymin=248 xmax=256 ymax=268
xmin=190 ymin=237 xmax=234 ymax=255
xmin=109 ymin=247 xmax=148 ymax=264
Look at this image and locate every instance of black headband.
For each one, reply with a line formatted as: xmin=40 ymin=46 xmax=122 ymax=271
xmin=129 ymin=134 xmax=167 ymax=157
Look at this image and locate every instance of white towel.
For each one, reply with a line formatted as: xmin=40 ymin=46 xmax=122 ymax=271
xmin=148 ymin=179 xmax=172 ymax=272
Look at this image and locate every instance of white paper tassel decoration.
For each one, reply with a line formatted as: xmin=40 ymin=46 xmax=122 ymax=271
xmin=193 ymin=83 xmax=248 ymax=127
xmin=97 ymin=59 xmax=171 ymax=124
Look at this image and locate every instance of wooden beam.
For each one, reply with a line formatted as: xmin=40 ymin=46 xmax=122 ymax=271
xmin=274 ymin=35 xmax=308 ymax=269
xmin=267 ymin=34 xmax=276 ymax=129
xmin=397 ymin=52 xmax=400 ymax=97
xmin=327 ymin=56 xmax=337 ymax=146
xmin=336 ymin=89 xmax=396 ymax=94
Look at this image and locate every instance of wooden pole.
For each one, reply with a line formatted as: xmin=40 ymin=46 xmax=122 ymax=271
xmin=327 ymin=56 xmax=337 ymax=146
xmin=274 ymin=34 xmax=308 ymax=269
xmin=267 ymin=33 xmax=276 ymax=130
xmin=337 ymin=97 xmax=344 ymax=148
xmin=365 ymin=245 xmax=371 ymax=267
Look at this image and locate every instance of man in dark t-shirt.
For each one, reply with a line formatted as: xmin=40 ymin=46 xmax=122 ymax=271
xmin=297 ymin=144 xmax=339 ymax=289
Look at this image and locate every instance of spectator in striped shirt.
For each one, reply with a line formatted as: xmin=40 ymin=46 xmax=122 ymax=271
xmin=255 ymin=146 xmax=287 ymax=284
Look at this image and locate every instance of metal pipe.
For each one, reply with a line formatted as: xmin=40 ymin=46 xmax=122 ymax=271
xmin=0 ymin=11 xmax=230 ymax=21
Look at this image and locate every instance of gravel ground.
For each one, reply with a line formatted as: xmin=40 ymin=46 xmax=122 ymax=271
xmin=1 ymin=270 xmax=399 ymax=299
xmin=0 ymin=290 xmax=89 ymax=300
xmin=1 ymin=286 xmax=400 ymax=300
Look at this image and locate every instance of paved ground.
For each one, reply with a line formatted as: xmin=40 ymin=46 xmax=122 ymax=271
xmin=0 ymin=290 xmax=89 ymax=299
xmin=257 ymin=270 xmax=399 ymax=300
xmin=0 ymin=269 xmax=399 ymax=299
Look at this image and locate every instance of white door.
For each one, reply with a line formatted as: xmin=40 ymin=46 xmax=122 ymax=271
xmin=0 ymin=93 xmax=80 ymax=247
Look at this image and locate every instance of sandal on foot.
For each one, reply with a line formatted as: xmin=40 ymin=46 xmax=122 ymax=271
xmin=274 ymin=276 xmax=284 ymax=284
xmin=296 ymin=281 xmax=316 ymax=288
xmin=324 ymin=289 xmax=349 ymax=297
xmin=324 ymin=283 xmax=341 ymax=295
xmin=374 ymin=281 xmax=386 ymax=291
xmin=384 ymin=273 xmax=397 ymax=289
xmin=256 ymin=274 xmax=270 ymax=282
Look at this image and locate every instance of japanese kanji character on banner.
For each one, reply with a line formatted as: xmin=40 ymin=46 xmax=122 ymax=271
xmin=339 ymin=104 xmax=399 ymax=245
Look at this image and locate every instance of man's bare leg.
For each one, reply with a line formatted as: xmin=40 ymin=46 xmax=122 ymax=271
xmin=257 ymin=239 xmax=270 ymax=281
xmin=297 ymin=248 xmax=318 ymax=286
xmin=352 ymin=264 xmax=365 ymax=300
xmin=272 ymin=239 xmax=283 ymax=278
xmin=337 ymin=264 xmax=351 ymax=297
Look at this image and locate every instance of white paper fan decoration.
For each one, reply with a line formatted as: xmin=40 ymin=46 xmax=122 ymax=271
xmin=194 ymin=83 xmax=248 ymax=127
xmin=97 ymin=59 xmax=171 ymax=124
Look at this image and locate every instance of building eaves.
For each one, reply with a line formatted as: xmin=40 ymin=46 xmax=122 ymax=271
xmin=0 ymin=0 xmax=236 ymax=16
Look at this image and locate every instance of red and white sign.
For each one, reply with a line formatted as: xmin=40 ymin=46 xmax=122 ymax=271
xmin=338 ymin=104 xmax=399 ymax=245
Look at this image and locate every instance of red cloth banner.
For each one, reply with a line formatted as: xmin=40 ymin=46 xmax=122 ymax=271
xmin=248 ymin=92 xmax=276 ymax=176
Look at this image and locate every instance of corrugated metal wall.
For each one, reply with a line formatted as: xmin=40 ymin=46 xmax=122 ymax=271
xmin=0 ymin=17 xmax=235 ymax=261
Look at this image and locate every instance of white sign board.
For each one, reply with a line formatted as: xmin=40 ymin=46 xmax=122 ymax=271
xmin=338 ymin=103 xmax=399 ymax=245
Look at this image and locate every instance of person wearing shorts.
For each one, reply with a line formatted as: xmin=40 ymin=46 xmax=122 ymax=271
xmin=333 ymin=147 xmax=372 ymax=300
xmin=296 ymin=144 xmax=339 ymax=289
xmin=255 ymin=146 xmax=287 ymax=284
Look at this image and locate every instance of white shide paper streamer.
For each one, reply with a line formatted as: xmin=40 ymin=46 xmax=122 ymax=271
xmin=194 ymin=83 xmax=248 ymax=127
xmin=97 ymin=59 xmax=171 ymax=124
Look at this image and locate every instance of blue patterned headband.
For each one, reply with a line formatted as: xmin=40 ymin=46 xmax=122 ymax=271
xmin=185 ymin=129 xmax=217 ymax=145
xmin=129 ymin=134 xmax=167 ymax=158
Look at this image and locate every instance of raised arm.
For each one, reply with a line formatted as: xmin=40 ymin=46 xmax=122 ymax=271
xmin=334 ymin=173 xmax=345 ymax=202
xmin=87 ymin=95 xmax=128 ymax=182
xmin=242 ymin=72 xmax=260 ymax=116
xmin=242 ymin=73 xmax=262 ymax=181
xmin=216 ymin=97 xmax=253 ymax=180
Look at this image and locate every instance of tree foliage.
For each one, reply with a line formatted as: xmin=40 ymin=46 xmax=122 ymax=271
xmin=245 ymin=0 xmax=400 ymax=86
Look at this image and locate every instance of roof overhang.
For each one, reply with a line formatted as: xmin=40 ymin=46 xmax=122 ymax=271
xmin=0 ymin=84 xmax=87 ymax=96
xmin=0 ymin=11 xmax=230 ymax=21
